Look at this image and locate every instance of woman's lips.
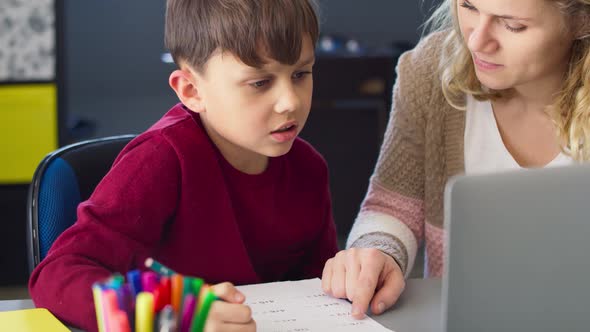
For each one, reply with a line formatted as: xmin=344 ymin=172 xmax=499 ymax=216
xmin=473 ymin=55 xmax=503 ymax=71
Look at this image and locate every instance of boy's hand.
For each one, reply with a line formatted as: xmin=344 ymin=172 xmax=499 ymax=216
xmin=321 ymin=248 xmax=405 ymax=319
xmin=206 ymin=282 xmax=256 ymax=332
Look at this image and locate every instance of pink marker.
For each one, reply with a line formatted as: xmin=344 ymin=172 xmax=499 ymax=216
xmin=180 ymin=294 xmax=197 ymax=332
xmin=108 ymin=310 xmax=131 ymax=332
xmin=141 ymin=271 xmax=160 ymax=293
xmin=101 ymin=289 xmax=119 ymax=331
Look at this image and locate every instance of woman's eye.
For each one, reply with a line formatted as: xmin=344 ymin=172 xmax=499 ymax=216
xmin=504 ymin=22 xmax=526 ymax=33
xmin=460 ymin=1 xmax=477 ymax=12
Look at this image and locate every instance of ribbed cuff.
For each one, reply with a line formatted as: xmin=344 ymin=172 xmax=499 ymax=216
xmin=350 ymin=232 xmax=409 ymax=276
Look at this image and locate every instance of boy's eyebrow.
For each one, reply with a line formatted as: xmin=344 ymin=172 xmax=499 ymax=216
xmin=297 ymin=56 xmax=316 ymax=66
xmin=240 ymin=55 xmax=316 ymax=75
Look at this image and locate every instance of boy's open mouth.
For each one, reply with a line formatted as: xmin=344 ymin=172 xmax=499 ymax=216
xmin=271 ymin=124 xmax=296 ymax=133
xmin=270 ymin=121 xmax=299 ymax=143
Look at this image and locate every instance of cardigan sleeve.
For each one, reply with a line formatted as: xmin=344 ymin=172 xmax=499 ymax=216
xmin=346 ymin=33 xmax=443 ymax=277
xmin=28 ymin=134 xmax=180 ymax=332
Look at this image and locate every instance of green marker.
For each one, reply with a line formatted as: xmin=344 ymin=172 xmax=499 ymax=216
xmin=144 ymin=257 xmax=176 ymax=276
xmin=192 ymin=278 xmax=204 ymax=299
xmin=191 ymin=290 xmax=218 ymax=332
xmin=106 ymin=273 xmax=124 ymax=289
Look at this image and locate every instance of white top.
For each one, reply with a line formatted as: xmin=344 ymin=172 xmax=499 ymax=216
xmin=464 ymin=95 xmax=574 ymax=174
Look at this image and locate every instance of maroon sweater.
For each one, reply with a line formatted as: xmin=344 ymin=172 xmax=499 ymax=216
xmin=29 ymin=104 xmax=338 ymax=331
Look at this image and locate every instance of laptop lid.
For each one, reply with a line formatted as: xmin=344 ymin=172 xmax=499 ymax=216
xmin=442 ymin=165 xmax=590 ymax=332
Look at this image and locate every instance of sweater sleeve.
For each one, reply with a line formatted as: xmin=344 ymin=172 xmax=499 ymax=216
xmin=346 ymin=34 xmax=442 ymax=277
xmin=28 ymin=134 xmax=180 ymax=332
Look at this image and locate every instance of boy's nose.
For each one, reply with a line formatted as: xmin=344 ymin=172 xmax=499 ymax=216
xmin=274 ymin=85 xmax=301 ymax=114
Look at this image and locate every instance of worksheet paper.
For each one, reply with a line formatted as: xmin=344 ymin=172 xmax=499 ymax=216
xmin=237 ymin=278 xmax=394 ymax=332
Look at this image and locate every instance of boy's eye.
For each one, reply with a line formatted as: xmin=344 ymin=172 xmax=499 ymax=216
xmin=250 ymin=79 xmax=270 ymax=89
xmin=293 ymin=71 xmax=312 ymax=80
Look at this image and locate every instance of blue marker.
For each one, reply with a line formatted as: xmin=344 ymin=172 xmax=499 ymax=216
xmin=126 ymin=269 xmax=142 ymax=296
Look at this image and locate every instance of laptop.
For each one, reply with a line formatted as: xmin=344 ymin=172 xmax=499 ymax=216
xmin=442 ymin=165 xmax=590 ymax=332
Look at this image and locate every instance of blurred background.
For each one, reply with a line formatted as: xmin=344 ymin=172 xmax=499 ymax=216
xmin=0 ymin=0 xmax=440 ymax=291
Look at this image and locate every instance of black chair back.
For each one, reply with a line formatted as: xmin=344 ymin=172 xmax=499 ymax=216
xmin=26 ymin=135 xmax=135 ymax=274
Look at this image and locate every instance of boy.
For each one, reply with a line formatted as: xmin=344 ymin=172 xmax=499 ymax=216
xmin=29 ymin=1 xmax=338 ymax=331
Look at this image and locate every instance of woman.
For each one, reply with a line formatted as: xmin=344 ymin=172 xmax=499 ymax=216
xmin=322 ymin=0 xmax=590 ymax=319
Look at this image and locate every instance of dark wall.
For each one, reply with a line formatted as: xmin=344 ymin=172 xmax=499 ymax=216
xmin=63 ymin=0 xmax=176 ymax=139
xmin=318 ymin=0 xmax=442 ymax=48
xmin=63 ymin=0 xmax=443 ymax=139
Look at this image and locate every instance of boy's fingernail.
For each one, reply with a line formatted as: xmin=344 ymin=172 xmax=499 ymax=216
xmin=376 ymin=302 xmax=385 ymax=314
xmin=351 ymin=306 xmax=362 ymax=317
xmin=235 ymin=293 xmax=244 ymax=302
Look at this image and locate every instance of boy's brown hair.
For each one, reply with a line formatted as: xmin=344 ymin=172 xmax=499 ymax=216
xmin=165 ymin=0 xmax=319 ymax=71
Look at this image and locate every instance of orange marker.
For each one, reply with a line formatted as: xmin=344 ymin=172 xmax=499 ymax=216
xmin=171 ymin=274 xmax=184 ymax=313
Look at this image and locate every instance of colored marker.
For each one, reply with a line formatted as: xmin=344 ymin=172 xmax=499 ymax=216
xmin=136 ymin=292 xmax=155 ymax=332
xmin=145 ymin=257 xmax=176 ymax=276
xmin=180 ymin=295 xmax=196 ymax=332
xmin=142 ymin=271 xmax=160 ymax=293
xmin=126 ymin=269 xmax=142 ymax=296
xmin=108 ymin=310 xmax=131 ymax=332
xmin=102 ymin=289 xmax=119 ymax=332
xmin=182 ymin=277 xmax=195 ymax=306
xmin=158 ymin=305 xmax=178 ymax=332
xmin=117 ymin=284 xmax=135 ymax=331
xmin=106 ymin=273 xmax=125 ymax=289
xmin=92 ymin=284 xmax=106 ymax=332
xmin=171 ymin=274 xmax=184 ymax=313
xmin=159 ymin=277 xmax=172 ymax=307
xmin=191 ymin=289 xmax=217 ymax=332
xmin=191 ymin=278 xmax=204 ymax=303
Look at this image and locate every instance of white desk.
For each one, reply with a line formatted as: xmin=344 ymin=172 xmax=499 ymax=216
xmin=0 ymin=278 xmax=442 ymax=332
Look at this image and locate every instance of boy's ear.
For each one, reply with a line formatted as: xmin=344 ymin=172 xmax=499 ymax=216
xmin=169 ymin=69 xmax=205 ymax=113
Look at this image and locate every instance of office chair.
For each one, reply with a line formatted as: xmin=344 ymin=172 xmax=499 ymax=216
xmin=26 ymin=135 xmax=136 ymax=274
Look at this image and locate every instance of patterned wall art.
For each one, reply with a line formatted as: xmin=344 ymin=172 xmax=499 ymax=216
xmin=0 ymin=0 xmax=55 ymax=81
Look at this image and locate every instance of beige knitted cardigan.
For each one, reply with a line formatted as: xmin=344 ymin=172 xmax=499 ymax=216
xmin=347 ymin=31 xmax=465 ymax=277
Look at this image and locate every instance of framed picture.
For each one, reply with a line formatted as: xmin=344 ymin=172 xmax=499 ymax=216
xmin=0 ymin=0 xmax=59 ymax=183
xmin=0 ymin=0 xmax=55 ymax=82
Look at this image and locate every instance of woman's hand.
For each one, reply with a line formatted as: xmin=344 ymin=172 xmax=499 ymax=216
xmin=322 ymin=248 xmax=405 ymax=319
xmin=206 ymin=282 xmax=256 ymax=332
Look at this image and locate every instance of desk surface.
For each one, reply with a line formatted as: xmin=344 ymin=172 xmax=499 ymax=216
xmin=0 ymin=278 xmax=442 ymax=332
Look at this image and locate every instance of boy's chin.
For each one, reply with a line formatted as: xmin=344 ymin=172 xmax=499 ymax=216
xmin=263 ymin=143 xmax=295 ymax=157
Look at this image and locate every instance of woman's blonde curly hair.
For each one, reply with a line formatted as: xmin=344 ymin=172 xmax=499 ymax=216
xmin=423 ymin=0 xmax=590 ymax=161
